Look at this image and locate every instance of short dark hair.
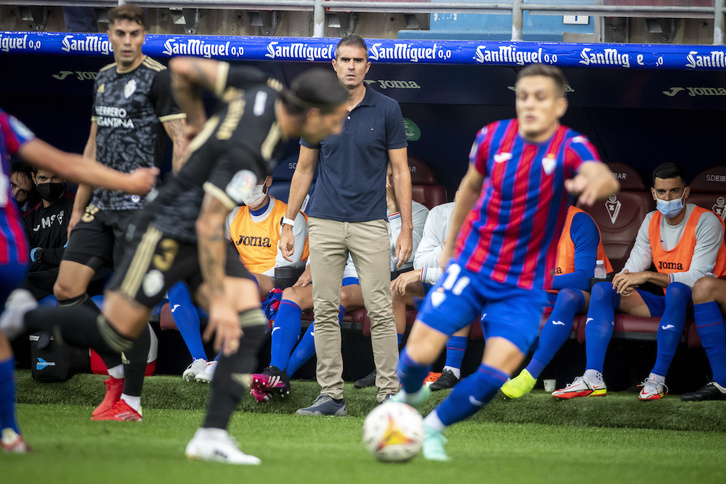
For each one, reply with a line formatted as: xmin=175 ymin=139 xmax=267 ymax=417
xmin=280 ymin=69 xmax=348 ymax=116
xmin=11 ymin=160 xmax=34 ymax=179
xmin=108 ymin=3 xmax=145 ymax=29
xmin=335 ymin=34 xmax=368 ymax=61
xmin=516 ymin=64 xmax=567 ymax=98
xmin=652 ymin=162 xmax=687 ymax=186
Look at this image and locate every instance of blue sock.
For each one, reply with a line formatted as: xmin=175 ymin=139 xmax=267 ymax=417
xmin=287 ymin=306 xmax=344 ymax=377
xmin=0 ymin=356 xmax=20 ymax=434
xmin=694 ymin=301 xmax=726 ymax=386
xmin=397 ymin=348 xmax=431 ymax=394
xmin=444 ymin=336 xmax=468 ymax=371
xmin=397 ymin=333 xmax=403 ymax=347
xmin=168 ymin=283 xmax=207 ymax=361
xmin=527 ymin=288 xmax=585 ymax=379
xmin=652 ymin=282 xmax=691 ymax=377
xmin=585 ymin=282 xmax=620 ymax=373
xmin=435 ymin=363 xmax=508 ymax=427
xmin=269 ymin=300 xmax=302 ymax=371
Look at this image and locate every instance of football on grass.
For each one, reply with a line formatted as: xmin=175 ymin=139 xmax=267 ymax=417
xmin=362 ymin=402 xmax=424 ymax=462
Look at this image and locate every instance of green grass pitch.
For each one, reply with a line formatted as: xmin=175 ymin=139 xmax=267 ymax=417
xmin=4 ymin=372 xmax=726 ymax=484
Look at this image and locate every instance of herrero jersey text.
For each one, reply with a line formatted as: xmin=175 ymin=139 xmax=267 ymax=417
xmin=91 ymin=56 xmax=184 ymax=211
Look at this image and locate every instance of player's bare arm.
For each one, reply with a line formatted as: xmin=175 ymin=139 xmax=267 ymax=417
xmin=566 ymin=161 xmax=620 ymax=206
xmin=391 ymin=269 xmax=421 ymax=296
xmin=197 ymin=193 xmax=241 ymax=355
xmin=440 ymin=164 xmax=485 ymax=269
xmin=281 ymin=145 xmax=318 ymax=261
xmin=18 ymin=137 xmax=158 ymax=199
xmin=163 ymin=117 xmax=189 ymax=172
xmin=169 ymin=57 xmax=222 ymax=130
xmin=613 ymin=269 xmax=669 ymax=295
xmin=390 ymin=147 xmax=413 ymax=268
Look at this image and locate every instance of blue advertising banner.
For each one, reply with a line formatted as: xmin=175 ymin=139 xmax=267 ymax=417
xmin=2 ymin=31 xmax=726 ymax=70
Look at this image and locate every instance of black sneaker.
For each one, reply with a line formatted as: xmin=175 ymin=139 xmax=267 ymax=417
xmin=681 ymin=381 xmax=726 ymax=402
xmin=354 ymin=370 xmax=377 ymax=389
xmin=296 ymin=394 xmax=347 ymax=416
xmin=429 ymin=369 xmax=459 ymax=392
xmin=251 ymin=366 xmax=290 ymax=396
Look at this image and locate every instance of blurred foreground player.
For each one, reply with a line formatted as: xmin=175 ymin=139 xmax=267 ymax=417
xmin=0 ymin=108 xmax=156 ymax=453
xmin=390 ymin=64 xmax=619 ymax=461
xmin=0 ymin=59 xmax=348 ymax=464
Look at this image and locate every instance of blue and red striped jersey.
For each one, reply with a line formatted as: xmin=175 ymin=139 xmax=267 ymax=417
xmin=456 ymin=119 xmax=601 ymax=290
xmin=0 ymin=108 xmax=34 ymax=264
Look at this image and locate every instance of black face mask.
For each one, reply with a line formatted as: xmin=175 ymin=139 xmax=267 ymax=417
xmin=36 ymin=182 xmax=65 ymax=202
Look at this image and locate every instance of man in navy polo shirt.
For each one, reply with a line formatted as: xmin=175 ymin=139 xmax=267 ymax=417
xmin=281 ymin=34 xmax=413 ymax=415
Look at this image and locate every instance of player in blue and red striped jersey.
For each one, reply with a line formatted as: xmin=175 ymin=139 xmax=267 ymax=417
xmin=0 ymin=108 xmax=156 ymax=453
xmin=390 ymin=64 xmax=619 ymax=461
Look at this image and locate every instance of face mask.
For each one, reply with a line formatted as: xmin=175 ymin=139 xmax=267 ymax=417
xmin=36 ymin=182 xmax=65 ymax=202
xmin=656 ymin=194 xmax=685 ymax=219
xmin=242 ymin=184 xmax=267 ymax=207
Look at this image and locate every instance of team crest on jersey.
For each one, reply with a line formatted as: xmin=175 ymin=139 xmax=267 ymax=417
xmin=226 ymin=170 xmax=258 ymax=204
xmin=542 ymin=154 xmax=556 ymax=175
xmin=605 ymin=194 xmax=621 ymax=224
xmin=142 ymin=269 xmax=165 ymax=297
xmin=124 ymin=79 xmax=137 ymax=98
xmin=713 ymin=197 xmax=726 ymax=221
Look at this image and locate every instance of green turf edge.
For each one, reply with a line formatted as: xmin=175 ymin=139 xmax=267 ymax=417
xmin=15 ymin=370 xmax=726 ymax=432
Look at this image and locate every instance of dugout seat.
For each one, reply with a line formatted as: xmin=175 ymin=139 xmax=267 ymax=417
xmin=409 ymin=157 xmax=447 ymax=210
xmin=577 ymin=162 xmax=655 ymax=272
xmin=687 ymin=166 xmax=726 ymax=223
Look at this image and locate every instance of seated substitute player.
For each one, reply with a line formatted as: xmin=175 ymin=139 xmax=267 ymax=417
xmin=500 ymin=205 xmax=612 ymax=398
xmin=179 ymin=174 xmax=309 ymax=383
xmin=383 ymin=197 xmax=463 ymax=392
xmin=553 ymin=162 xmax=726 ymax=401
xmin=680 ymin=275 xmax=726 ymax=401
xmin=390 ymin=64 xmax=619 ymax=461
xmin=250 ymin=257 xmax=364 ymax=403
xmin=10 ymin=161 xmax=38 ymax=214
xmin=0 ymin=59 xmax=348 ymax=464
xmin=0 ymin=107 xmax=156 ymax=453
xmin=22 ymin=167 xmax=76 ymax=300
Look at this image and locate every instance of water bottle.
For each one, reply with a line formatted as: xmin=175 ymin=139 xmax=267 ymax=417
xmin=594 ymin=260 xmax=607 ymax=279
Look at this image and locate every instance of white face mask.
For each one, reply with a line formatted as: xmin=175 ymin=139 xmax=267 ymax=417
xmin=656 ymin=193 xmax=685 ymax=219
xmin=242 ymin=184 xmax=267 ymax=207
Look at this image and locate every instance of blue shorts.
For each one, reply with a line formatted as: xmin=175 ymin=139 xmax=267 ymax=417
xmin=633 ymin=289 xmax=665 ymax=318
xmin=342 ymin=277 xmax=359 ymax=287
xmin=0 ymin=259 xmax=29 ymax=308
xmin=416 ymin=262 xmax=547 ymax=354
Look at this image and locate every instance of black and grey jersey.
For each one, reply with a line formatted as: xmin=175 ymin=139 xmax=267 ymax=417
xmin=133 ymin=64 xmax=285 ymax=243
xmin=91 ymin=56 xmax=184 ymax=211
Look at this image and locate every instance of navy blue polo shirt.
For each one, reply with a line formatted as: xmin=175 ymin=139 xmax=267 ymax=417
xmin=301 ymin=85 xmax=407 ymax=223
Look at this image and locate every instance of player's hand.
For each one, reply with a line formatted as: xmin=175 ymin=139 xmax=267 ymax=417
xmin=565 ymin=174 xmax=598 ymax=206
xmin=279 ymin=225 xmax=295 ymax=262
xmin=612 ymin=269 xmax=645 ymax=295
xmin=390 ymin=270 xmax=420 ymax=296
xmin=67 ymin=211 xmax=82 ymax=238
xmin=293 ymin=265 xmax=312 ymax=287
xmin=394 ymin=232 xmax=413 ymax=269
xmin=125 ymin=167 xmax=159 ymax=195
xmin=203 ymin=299 xmax=243 ymax=355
